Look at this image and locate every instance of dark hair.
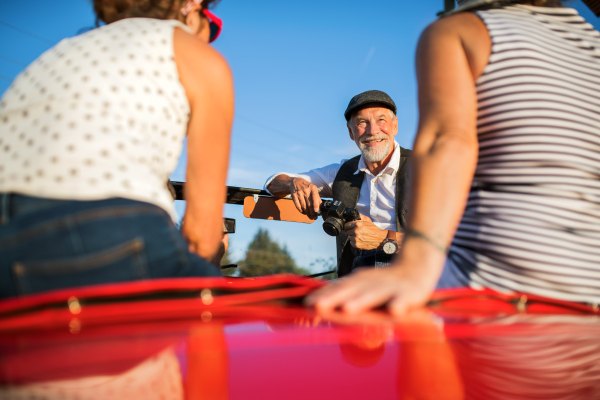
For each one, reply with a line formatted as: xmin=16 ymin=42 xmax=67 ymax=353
xmin=456 ymin=0 xmax=565 ymax=11
xmin=455 ymin=0 xmax=566 ymax=15
xmin=94 ymin=0 xmax=220 ymax=25
xmin=518 ymin=0 xmax=564 ymax=6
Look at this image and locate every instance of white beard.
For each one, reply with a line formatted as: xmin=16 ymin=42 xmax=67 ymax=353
xmin=358 ymin=136 xmax=392 ymax=163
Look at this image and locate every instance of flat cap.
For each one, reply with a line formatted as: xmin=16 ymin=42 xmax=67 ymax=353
xmin=344 ymin=90 xmax=397 ymax=121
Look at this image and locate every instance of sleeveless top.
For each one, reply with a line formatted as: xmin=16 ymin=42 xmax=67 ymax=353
xmin=0 ymin=18 xmax=193 ymax=219
xmin=448 ymin=5 xmax=600 ymax=304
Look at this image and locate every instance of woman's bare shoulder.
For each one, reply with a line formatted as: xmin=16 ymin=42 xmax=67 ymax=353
xmin=172 ymin=27 xmax=232 ymax=102
xmin=173 ymin=27 xmax=230 ymax=73
xmin=420 ymin=12 xmax=491 ymax=79
xmin=421 ymin=12 xmax=489 ymax=43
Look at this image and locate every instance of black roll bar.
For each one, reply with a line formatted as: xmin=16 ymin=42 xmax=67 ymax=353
xmin=170 ymin=181 xmax=272 ymax=205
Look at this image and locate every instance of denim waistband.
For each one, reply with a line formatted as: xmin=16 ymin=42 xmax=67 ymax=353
xmin=357 ymin=249 xmax=391 ymax=257
xmin=1 ymin=193 xmax=83 ymax=224
xmin=352 ymin=248 xmax=395 ymax=270
xmin=2 ymin=194 xmax=74 ymax=221
xmin=0 ymin=193 xmax=165 ymax=226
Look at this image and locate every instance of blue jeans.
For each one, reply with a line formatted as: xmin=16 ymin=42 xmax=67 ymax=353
xmin=436 ymin=256 xmax=468 ymax=289
xmin=350 ymin=248 xmax=466 ymax=289
xmin=0 ymin=194 xmax=221 ymax=299
xmin=351 ymin=249 xmax=395 ymax=271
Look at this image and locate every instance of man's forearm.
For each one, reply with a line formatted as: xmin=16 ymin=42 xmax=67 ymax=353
xmin=267 ymin=174 xmax=294 ymax=197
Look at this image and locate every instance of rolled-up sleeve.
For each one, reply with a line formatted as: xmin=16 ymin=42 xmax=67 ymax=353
xmin=263 ymin=161 xmax=347 ymax=198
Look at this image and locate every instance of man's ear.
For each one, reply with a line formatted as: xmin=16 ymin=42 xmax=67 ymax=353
xmin=347 ymin=123 xmax=354 ymax=141
xmin=392 ymin=116 xmax=398 ymax=137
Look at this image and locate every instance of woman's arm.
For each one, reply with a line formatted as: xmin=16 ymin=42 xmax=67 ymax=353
xmin=174 ymin=28 xmax=234 ymax=262
xmin=306 ymin=13 xmax=490 ymax=314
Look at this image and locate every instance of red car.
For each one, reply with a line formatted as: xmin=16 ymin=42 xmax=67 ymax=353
xmin=1 ymin=275 xmax=599 ymax=399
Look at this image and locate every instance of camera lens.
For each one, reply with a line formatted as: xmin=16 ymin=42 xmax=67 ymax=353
xmin=323 ymin=217 xmax=344 ymax=236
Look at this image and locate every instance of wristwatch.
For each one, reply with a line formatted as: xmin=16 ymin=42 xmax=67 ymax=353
xmin=381 ymin=230 xmax=399 ymax=255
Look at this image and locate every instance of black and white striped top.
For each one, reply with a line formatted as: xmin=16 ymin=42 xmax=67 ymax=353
xmin=448 ymin=5 xmax=600 ymax=304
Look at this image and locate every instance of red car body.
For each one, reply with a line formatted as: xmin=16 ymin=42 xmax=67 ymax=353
xmin=0 ymin=276 xmax=599 ymax=399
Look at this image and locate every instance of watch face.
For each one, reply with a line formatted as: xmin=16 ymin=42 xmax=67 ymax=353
xmin=382 ymin=241 xmax=398 ymax=255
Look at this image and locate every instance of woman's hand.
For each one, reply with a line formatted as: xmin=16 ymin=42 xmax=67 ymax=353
xmin=210 ymin=234 xmax=229 ymax=266
xmin=189 ymin=233 xmax=229 ymax=266
xmin=305 ymin=239 xmax=446 ymax=315
xmin=305 ymin=265 xmax=437 ymax=316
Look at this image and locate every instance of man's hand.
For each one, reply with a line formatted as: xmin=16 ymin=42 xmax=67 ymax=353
xmin=290 ymin=177 xmax=321 ymax=219
xmin=343 ymin=214 xmax=388 ymax=250
xmin=267 ymin=175 xmax=322 ymax=219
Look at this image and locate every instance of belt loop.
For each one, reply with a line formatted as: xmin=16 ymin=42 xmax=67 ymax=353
xmin=1 ymin=193 xmax=9 ymax=225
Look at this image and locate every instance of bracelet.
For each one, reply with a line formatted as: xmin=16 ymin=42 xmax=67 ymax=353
xmin=404 ymin=229 xmax=448 ymax=254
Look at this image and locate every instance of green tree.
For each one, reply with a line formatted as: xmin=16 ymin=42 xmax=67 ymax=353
xmin=238 ymin=228 xmax=310 ymax=277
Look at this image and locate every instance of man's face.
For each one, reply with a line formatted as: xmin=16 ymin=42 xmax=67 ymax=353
xmin=347 ymin=106 xmax=398 ymax=163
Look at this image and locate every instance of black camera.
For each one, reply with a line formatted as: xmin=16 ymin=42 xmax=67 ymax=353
xmin=319 ymin=200 xmax=360 ymax=236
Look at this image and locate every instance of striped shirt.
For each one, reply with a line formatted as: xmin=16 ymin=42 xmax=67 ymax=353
xmin=448 ymin=5 xmax=600 ymax=304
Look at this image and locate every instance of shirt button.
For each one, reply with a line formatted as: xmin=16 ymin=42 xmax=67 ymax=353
xmin=372 ymin=178 xmax=376 ymax=183
xmin=371 ymin=203 xmax=375 ymax=207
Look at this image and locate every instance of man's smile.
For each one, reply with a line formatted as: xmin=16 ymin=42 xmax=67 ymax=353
xmin=361 ymin=136 xmax=387 ymax=147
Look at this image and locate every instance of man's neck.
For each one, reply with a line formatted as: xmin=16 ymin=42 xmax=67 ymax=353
xmin=365 ymin=147 xmax=395 ymax=176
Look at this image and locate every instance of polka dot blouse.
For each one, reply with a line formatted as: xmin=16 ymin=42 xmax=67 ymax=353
xmin=0 ymin=18 xmax=193 ymax=219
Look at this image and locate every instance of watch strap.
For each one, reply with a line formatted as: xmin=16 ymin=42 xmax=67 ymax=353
xmin=387 ymin=230 xmax=396 ymax=242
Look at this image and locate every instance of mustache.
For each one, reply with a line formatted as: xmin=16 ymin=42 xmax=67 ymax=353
xmin=359 ymin=135 xmax=388 ymax=144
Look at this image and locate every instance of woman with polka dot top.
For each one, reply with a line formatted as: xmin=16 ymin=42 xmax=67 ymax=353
xmin=0 ymin=0 xmax=233 ymax=298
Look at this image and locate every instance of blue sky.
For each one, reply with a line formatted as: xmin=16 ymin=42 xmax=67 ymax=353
xmin=1 ymin=1 xmax=599 ymax=272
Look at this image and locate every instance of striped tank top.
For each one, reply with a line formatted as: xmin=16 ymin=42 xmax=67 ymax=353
xmin=448 ymin=5 xmax=600 ymax=304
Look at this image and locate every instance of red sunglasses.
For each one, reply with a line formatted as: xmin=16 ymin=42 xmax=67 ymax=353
xmin=202 ymin=9 xmax=222 ymax=43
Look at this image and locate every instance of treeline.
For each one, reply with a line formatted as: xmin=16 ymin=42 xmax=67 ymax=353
xmin=222 ymin=228 xmax=311 ymax=277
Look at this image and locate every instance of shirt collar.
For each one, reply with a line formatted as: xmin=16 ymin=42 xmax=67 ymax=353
xmin=354 ymin=141 xmax=400 ymax=177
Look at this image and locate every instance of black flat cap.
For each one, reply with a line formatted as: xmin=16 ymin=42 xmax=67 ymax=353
xmin=344 ymin=90 xmax=397 ymax=121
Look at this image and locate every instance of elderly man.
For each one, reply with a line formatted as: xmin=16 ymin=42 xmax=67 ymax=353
xmin=265 ymin=90 xmax=411 ymax=277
